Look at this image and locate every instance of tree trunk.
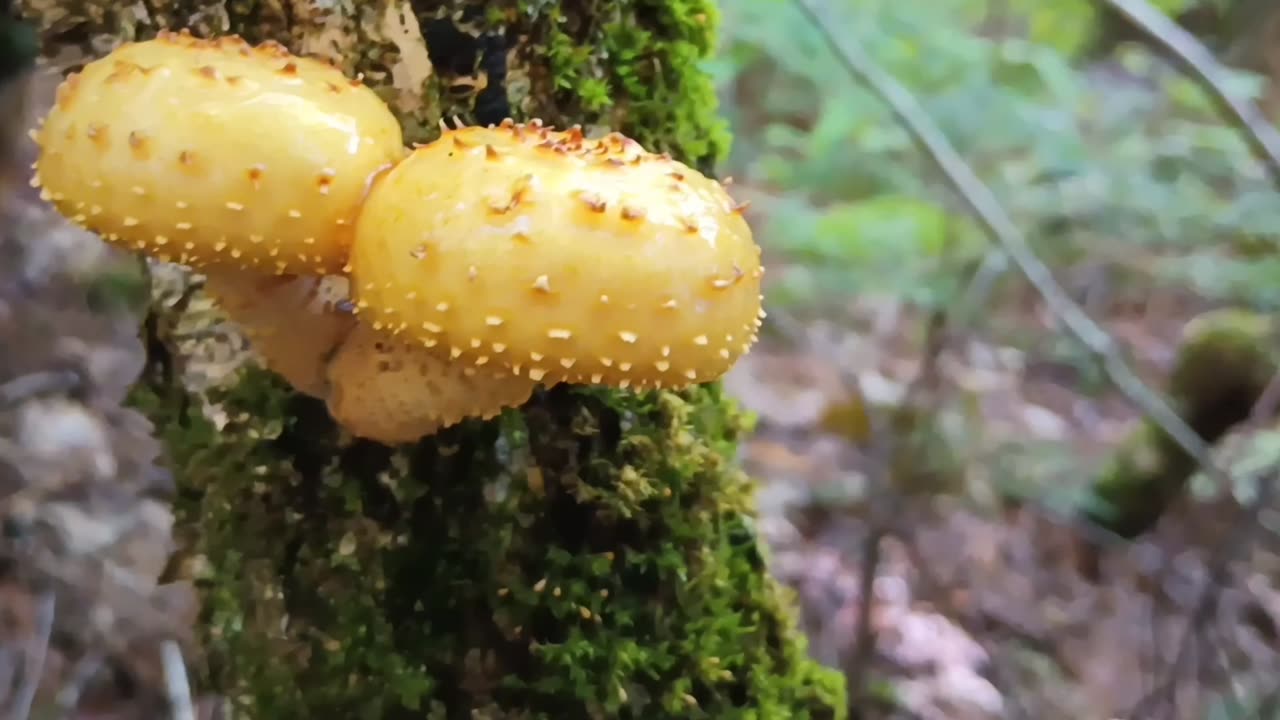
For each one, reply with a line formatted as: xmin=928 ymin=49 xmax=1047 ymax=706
xmin=14 ymin=1 xmax=847 ymax=717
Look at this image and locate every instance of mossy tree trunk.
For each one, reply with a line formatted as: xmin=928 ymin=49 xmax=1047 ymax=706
xmin=14 ymin=1 xmax=847 ymax=717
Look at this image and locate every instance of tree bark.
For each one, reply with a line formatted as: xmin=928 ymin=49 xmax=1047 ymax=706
xmin=14 ymin=1 xmax=847 ymax=717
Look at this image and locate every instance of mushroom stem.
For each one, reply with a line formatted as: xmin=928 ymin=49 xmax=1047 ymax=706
xmin=201 ymin=269 xmax=357 ymax=398
xmin=324 ymin=323 xmax=538 ymax=444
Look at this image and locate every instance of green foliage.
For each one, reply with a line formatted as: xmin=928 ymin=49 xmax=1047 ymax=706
xmin=711 ymin=0 xmax=1278 ymax=315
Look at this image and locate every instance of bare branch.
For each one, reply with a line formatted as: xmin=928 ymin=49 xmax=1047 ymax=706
xmin=7 ymin=591 xmax=53 ymax=720
xmin=789 ymin=0 xmax=1223 ymax=484
xmin=1097 ymin=0 xmax=1280 ymax=182
xmin=52 ymin=651 xmax=102 ymax=718
xmin=161 ymin=640 xmax=195 ymax=720
xmin=0 ymin=370 xmax=82 ymax=410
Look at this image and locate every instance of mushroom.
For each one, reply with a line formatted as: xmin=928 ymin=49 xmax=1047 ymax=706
xmin=200 ymin=269 xmax=357 ymax=398
xmin=324 ymin=323 xmax=537 ymax=444
xmin=32 ymin=30 xmax=405 ymax=276
xmin=203 ymin=269 xmax=535 ymax=444
xmin=347 ymin=120 xmax=765 ymax=390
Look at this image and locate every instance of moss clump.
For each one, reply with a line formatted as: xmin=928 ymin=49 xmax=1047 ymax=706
xmin=1082 ymin=309 xmax=1280 ymax=539
xmin=396 ymin=1 xmax=732 ymax=168
xmin=517 ymin=0 xmax=732 ymax=169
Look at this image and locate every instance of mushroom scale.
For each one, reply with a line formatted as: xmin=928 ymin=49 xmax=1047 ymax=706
xmin=324 ymin=323 xmax=537 ymax=445
xmin=201 ymin=269 xmax=357 ymax=398
xmin=32 ymin=30 xmax=405 ymax=276
xmin=348 ymin=120 xmax=765 ymax=389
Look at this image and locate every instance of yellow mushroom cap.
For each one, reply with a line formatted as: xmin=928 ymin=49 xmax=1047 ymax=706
xmin=32 ymin=30 xmax=405 ymax=275
xmin=324 ymin=323 xmax=537 ymax=445
xmin=348 ymin=120 xmax=765 ymax=389
xmin=201 ymin=269 xmax=356 ymax=397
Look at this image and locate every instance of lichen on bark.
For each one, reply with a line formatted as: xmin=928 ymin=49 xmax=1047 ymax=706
xmin=15 ymin=0 xmax=845 ymax=717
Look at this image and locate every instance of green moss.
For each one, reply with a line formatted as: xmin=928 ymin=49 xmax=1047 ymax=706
xmin=520 ymin=0 xmax=732 ymax=169
xmin=1083 ymin=309 xmax=1280 ymax=538
xmin=131 ymin=369 xmax=844 ymax=718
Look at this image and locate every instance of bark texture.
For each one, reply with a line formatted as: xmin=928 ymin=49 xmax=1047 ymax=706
xmin=14 ymin=1 xmax=847 ymax=717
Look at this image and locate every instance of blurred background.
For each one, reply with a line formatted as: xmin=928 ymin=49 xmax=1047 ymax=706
xmin=5 ymin=0 xmax=1280 ymax=718
xmin=709 ymin=1 xmax=1280 ymax=718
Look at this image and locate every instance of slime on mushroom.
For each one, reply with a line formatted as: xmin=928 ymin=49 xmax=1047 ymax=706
xmin=30 ymin=32 xmax=767 ymax=445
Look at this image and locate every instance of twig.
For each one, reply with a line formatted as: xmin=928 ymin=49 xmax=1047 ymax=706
xmin=1132 ymin=465 xmax=1277 ymax=717
xmin=1248 ymin=369 xmax=1280 ymax=427
xmin=1095 ymin=0 xmax=1280 ymax=182
xmin=789 ymin=0 xmax=1223 ymax=484
xmin=1095 ymin=4 xmax=1280 ymax=701
xmin=160 ymin=640 xmax=195 ymax=720
xmin=784 ymin=2 xmax=1272 ymax=714
xmin=762 ymin=281 xmax=955 ymax=706
xmin=0 ymin=370 xmax=82 ymax=410
xmin=52 ymin=651 xmax=102 ymax=718
xmin=843 ymin=485 xmax=889 ymax=701
xmin=0 ymin=649 xmax=13 ymax=710
xmin=8 ymin=591 xmax=53 ymax=720
xmin=841 ymin=318 xmax=943 ymax=700
xmin=1132 ymin=368 xmax=1280 ymax=716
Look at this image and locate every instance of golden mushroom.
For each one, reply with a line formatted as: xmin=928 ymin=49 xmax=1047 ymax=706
xmin=348 ymin=120 xmax=765 ymax=391
xmin=324 ymin=323 xmax=537 ymax=444
xmin=32 ymin=30 xmax=405 ymax=275
xmin=203 ymin=270 xmax=534 ymax=444
xmin=200 ymin=270 xmax=357 ymax=398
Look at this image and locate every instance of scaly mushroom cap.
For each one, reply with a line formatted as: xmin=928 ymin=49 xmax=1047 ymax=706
xmin=349 ymin=120 xmax=765 ymax=389
xmin=324 ymin=323 xmax=537 ymax=445
xmin=32 ymin=30 xmax=405 ymax=275
xmin=201 ymin=269 xmax=356 ymax=397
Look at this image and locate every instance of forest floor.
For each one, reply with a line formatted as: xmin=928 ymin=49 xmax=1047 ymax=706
xmin=728 ymin=262 xmax=1280 ymax=719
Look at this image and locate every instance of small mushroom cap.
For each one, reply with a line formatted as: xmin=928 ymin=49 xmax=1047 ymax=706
xmin=201 ymin=269 xmax=356 ymax=397
xmin=33 ymin=30 xmax=405 ymax=275
xmin=324 ymin=323 xmax=537 ymax=445
xmin=349 ymin=121 xmax=764 ymax=389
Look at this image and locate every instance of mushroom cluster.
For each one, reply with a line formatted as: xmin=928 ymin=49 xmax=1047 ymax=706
xmin=31 ymin=31 xmax=765 ymax=444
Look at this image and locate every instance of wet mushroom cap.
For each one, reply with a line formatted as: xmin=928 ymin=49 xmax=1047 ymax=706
xmin=32 ymin=30 xmax=405 ymax=275
xmin=201 ymin=270 xmax=356 ymax=398
xmin=324 ymin=323 xmax=537 ymax=445
xmin=349 ymin=121 xmax=765 ymax=389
